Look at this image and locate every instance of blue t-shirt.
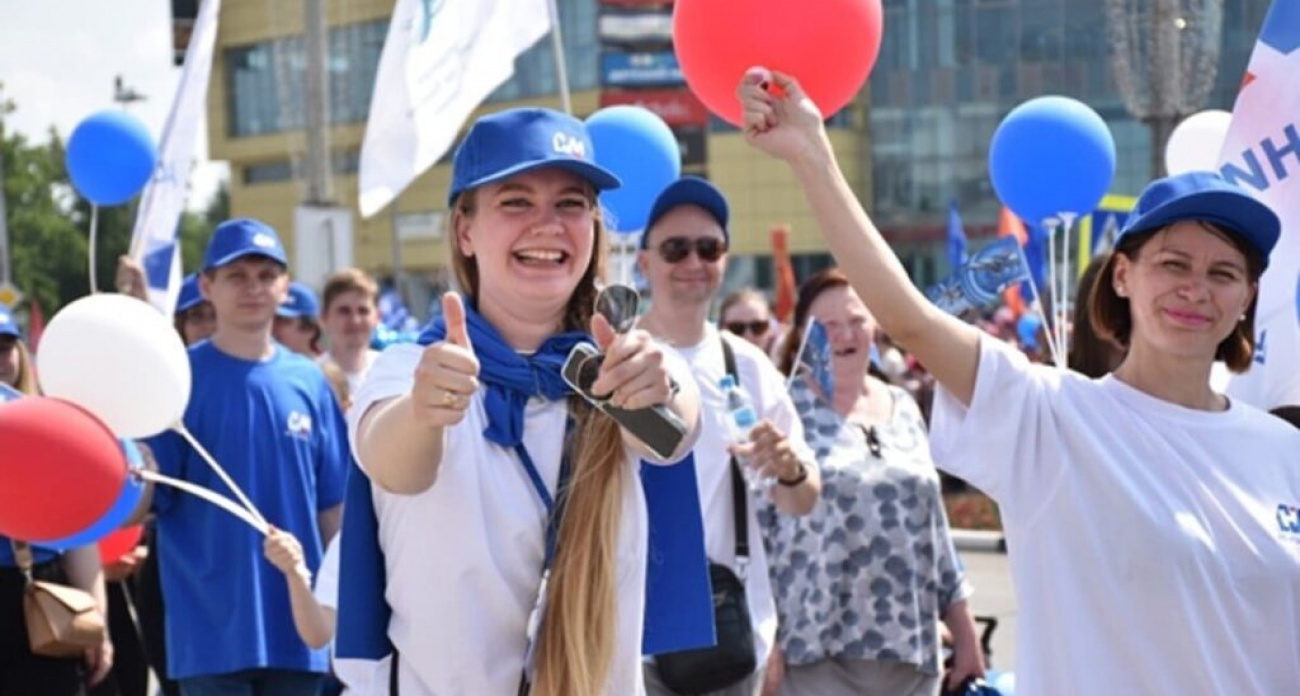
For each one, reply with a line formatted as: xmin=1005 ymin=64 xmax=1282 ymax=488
xmin=0 ymin=537 xmax=58 ymax=567
xmin=147 ymin=341 xmax=348 ymax=680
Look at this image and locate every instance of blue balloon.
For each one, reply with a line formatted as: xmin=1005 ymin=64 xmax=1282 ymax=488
xmin=32 ymin=440 xmax=145 ymax=550
xmin=66 ymin=110 xmax=158 ymax=206
xmin=585 ymin=106 xmax=681 ymax=232
xmin=989 ymin=96 xmax=1116 ymax=225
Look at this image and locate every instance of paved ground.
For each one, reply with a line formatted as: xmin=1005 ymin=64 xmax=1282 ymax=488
xmin=961 ymin=549 xmax=1018 ymax=672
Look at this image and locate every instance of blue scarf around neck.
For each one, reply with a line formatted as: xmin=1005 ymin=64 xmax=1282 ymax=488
xmin=336 ymin=298 xmax=714 ymax=661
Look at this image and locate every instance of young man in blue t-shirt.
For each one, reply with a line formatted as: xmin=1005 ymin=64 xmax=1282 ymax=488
xmin=146 ymin=218 xmax=348 ymax=696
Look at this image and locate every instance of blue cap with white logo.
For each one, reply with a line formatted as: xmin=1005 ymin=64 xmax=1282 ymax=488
xmin=203 ymin=218 xmax=288 ymax=271
xmin=447 ymin=108 xmax=622 ymax=206
xmin=175 ymin=273 xmax=204 ymax=314
xmin=1117 ymin=171 xmax=1280 ymax=270
xmin=642 ymin=176 xmax=730 ymax=248
xmin=278 ymin=282 xmax=320 ymax=319
xmin=0 ymin=304 xmax=19 ymax=339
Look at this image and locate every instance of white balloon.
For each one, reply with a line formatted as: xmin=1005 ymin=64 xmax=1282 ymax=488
xmin=1164 ymin=110 xmax=1234 ymax=176
xmin=37 ymin=294 xmax=190 ymax=438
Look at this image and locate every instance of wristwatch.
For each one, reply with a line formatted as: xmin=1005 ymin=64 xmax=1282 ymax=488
xmin=777 ymin=460 xmax=809 ymax=487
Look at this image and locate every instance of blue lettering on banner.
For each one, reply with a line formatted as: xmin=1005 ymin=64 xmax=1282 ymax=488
xmin=1220 ymin=123 xmax=1300 ymax=193
xmin=1254 ymin=328 xmax=1267 ymax=366
xmin=1277 ymin=504 xmax=1300 ymax=535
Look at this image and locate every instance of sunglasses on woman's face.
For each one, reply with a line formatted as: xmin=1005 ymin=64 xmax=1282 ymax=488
xmin=724 ymin=320 xmax=770 ymax=336
xmin=657 ymin=236 xmax=727 ymax=264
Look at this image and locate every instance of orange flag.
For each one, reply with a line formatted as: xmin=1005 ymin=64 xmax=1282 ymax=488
xmin=770 ymin=225 xmax=797 ymax=323
xmin=997 ymin=207 xmax=1027 ymax=318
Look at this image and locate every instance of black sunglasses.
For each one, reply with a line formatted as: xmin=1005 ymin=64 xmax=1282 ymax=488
xmin=657 ymin=237 xmax=727 ymax=263
xmin=724 ymin=321 xmax=770 ymax=336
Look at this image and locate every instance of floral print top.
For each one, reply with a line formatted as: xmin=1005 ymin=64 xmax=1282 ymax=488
xmin=757 ymin=377 xmax=972 ymax=674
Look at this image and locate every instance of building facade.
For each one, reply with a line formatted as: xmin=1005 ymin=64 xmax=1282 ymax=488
xmin=202 ymin=0 xmax=870 ymax=313
xmin=870 ymin=0 xmax=1273 ymax=285
xmin=197 ymin=0 xmax=1273 ymax=304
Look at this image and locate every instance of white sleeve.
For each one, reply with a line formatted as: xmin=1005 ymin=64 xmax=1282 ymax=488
xmin=312 ymin=534 xmax=341 ymax=609
xmin=928 ymin=334 xmax=1068 ymax=518
xmin=346 ymin=344 xmax=423 ymax=471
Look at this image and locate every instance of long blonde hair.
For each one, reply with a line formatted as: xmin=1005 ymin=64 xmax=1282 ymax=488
xmin=13 ymin=339 xmax=39 ymax=395
xmin=450 ymin=185 xmax=627 ymax=696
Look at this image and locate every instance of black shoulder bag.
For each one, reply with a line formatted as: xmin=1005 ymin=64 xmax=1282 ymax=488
xmin=654 ymin=336 xmax=757 ymax=695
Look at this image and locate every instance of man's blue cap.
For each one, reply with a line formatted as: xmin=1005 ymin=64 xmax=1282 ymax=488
xmin=203 ymin=218 xmax=288 ymax=271
xmin=0 ymin=304 xmax=20 ymax=339
xmin=175 ymin=273 xmax=204 ymax=314
xmin=642 ymin=176 xmax=730 ymax=249
xmin=278 ymin=282 xmax=320 ymax=319
xmin=448 ymin=108 xmax=621 ymax=206
xmin=1117 ymin=171 xmax=1280 ymax=270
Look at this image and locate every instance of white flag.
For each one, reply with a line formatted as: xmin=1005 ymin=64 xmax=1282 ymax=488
xmin=128 ymin=0 xmax=223 ymax=315
xmin=357 ymin=0 xmax=551 ymax=218
xmin=1220 ymin=0 xmax=1300 ymax=411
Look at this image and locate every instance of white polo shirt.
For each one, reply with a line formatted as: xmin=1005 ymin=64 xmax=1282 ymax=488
xmin=661 ymin=328 xmax=817 ymax=667
xmin=349 ymin=344 xmax=651 ymax=696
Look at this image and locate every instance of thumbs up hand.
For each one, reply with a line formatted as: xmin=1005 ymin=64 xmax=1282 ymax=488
xmin=587 ymin=314 xmax=675 ymax=412
xmin=411 ymin=292 xmax=480 ymax=428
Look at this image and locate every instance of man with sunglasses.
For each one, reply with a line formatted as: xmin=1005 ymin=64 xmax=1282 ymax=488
xmin=635 ymin=176 xmax=820 ymax=696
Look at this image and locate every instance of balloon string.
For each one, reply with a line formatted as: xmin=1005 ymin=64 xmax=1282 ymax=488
xmin=137 ymin=469 xmax=268 ymax=535
xmin=89 ymin=204 xmax=100 ymax=294
xmin=1058 ymin=212 xmax=1077 ymax=368
xmin=173 ymin=424 xmax=270 ymax=530
xmin=1045 ymin=218 xmax=1061 ymax=366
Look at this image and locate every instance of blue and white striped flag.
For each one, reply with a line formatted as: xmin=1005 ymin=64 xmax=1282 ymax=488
xmin=128 ymin=0 xmax=222 ymax=315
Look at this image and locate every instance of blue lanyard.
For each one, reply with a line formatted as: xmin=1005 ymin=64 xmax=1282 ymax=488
xmin=512 ymin=415 xmax=575 ymax=570
xmin=516 ymin=415 xmax=576 ymax=696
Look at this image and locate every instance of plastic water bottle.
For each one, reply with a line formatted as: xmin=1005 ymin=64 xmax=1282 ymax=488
xmin=720 ymin=375 xmax=770 ymax=491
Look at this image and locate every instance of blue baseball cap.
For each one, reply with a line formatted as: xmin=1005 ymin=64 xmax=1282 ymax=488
xmin=278 ymin=282 xmax=320 ymax=319
xmin=1117 ymin=171 xmax=1280 ymax=270
xmin=642 ymin=176 xmax=730 ymax=249
xmin=447 ymin=108 xmax=621 ymax=206
xmin=0 ymin=304 xmax=19 ymax=339
xmin=203 ymin=218 xmax=288 ymax=271
xmin=175 ymin=273 xmax=204 ymax=314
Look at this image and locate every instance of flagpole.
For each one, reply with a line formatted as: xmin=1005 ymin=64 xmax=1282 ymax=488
xmin=546 ymin=0 xmax=572 ymax=115
xmin=785 ymin=317 xmax=816 ymax=390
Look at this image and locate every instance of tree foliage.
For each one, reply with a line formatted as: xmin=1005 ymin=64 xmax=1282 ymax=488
xmin=1 ymin=82 xmax=227 ymax=316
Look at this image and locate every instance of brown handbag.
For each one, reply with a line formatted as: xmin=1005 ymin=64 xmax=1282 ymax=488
xmin=10 ymin=540 xmax=106 ymax=657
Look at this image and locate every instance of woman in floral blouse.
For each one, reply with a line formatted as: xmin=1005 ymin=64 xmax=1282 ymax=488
xmin=760 ymin=268 xmax=983 ymax=696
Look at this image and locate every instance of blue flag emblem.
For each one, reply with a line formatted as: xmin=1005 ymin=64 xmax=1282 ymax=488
xmin=795 ymin=318 xmax=835 ymax=397
xmin=926 ymin=237 xmax=1031 ymax=316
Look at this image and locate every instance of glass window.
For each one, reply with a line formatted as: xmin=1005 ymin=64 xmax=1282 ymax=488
xmin=226 ymin=19 xmax=388 ymax=137
xmin=243 ymin=161 xmax=293 ymax=184
xmin=974 ymin=5 xmax=1016 ymax=64
xmin=490 ymin=0 xmax=598 ymax=102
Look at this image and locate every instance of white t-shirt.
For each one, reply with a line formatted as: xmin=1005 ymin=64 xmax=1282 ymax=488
xmin=663 ymin=328 xmax=816 ymax=667
xmin=349 ymin=344 xmax=651 ymax=696
xmin=313 ymin=537 xmax=375 ymax=696
xmin=930 ymin=336 xmax=1300 ymax=696
xmin=321 ymin=349 xmax=381 ymax=397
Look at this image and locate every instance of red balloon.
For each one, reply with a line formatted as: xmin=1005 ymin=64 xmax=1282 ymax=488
xmin=0 ymin=397 xmax=127 ymax=541
xmin=98 ymin=524 xmax=143 ymax=565
xmin=673 ymin=0 xmax=884 ymax=126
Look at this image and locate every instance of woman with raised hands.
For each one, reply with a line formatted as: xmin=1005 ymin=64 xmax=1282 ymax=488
xmin=349 ymin=107 xmax=699 ymax=696
xmin=737 ymin=69 xmax=1300 ymax=695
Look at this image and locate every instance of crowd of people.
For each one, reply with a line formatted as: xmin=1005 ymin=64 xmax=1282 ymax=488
xmin=1 ymin=68 xmax=1297 ymax=696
